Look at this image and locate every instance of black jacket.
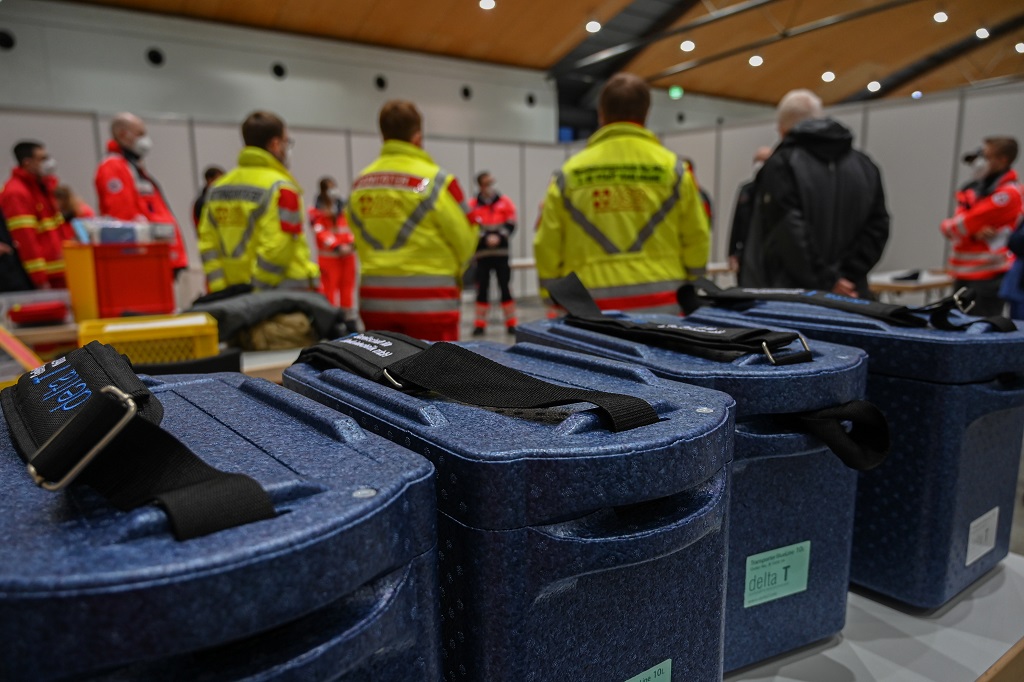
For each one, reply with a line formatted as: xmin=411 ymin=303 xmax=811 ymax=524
xmin=728 ymin=178 xmax=756 ymax=261
xmin=740 ymin=118 xmax=890 ymax=297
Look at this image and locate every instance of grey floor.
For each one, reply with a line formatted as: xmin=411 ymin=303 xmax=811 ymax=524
xmin=466 ymin=294 xmax=1024 ymax=556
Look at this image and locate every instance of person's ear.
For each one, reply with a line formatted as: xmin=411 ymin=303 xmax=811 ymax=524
xmin=411 ymin=130 xmax=424 ymax=148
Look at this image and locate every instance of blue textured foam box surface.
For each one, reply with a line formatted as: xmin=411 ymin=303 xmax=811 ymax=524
xmin=0 ymin=372 xmax=440 ymax=682
xmin=284 ymin=341 xmax=736 ymax=682
xmin=684 ymin=302 xmax=1024 ymax=608
xmin=516 ymin=315 xmax=866 ymax=670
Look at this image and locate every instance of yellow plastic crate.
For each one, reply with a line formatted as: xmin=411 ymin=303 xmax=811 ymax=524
xmin=77 ymin=313 xmax=220 ymax=365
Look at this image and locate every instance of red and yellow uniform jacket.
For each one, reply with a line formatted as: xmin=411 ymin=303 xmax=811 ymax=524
xmin=95 ymin=140 xmax=188 ymax=270
xmin=467 ymin=193 xmax=516 ymax=258
xmin=347 ymin=140 xmax=477 ymax=322
xmin=535 ymin=122 xmax=710 ymax=313
xmin=941 ymin=169 xmax=1022 ymax=280
xmin=0 ymin=167 xmax=76 ymax=288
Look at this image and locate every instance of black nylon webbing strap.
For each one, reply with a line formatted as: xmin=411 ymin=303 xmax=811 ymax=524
xmin=546 ymin=273 xmax=813 ymax=365
xmin=0 ymin=342 xmax=276 ymax=540
xmin=296 ymin=331 xmax=660 ymax=433
xmin=779 ymin=400 xmax=891 ymax=471
xmin=678 ymin=278 xmax=1017 ymax=332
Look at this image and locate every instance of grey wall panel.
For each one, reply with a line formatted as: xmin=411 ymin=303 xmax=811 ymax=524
xmin=826 ymin=105 xmax=867 ymax=150
xmin=193 ymin=123 xmax=243 ymax=189
xmin=956 ymin=86 xmax=1024 ymax=191
xmin=660 ymin=129 xmax=717 ymax=263
xmin=717 ymin=122 xmax=777 ymax=264
xmin=862 ymin=98 xmax=959 ymax=273
xmin=349 ymin=133 xmax=381 ymax=182
xmin=0 ymin=110 xmax=100 ymax=210
xmin=290 ymin=128 xmax=351 ymax=208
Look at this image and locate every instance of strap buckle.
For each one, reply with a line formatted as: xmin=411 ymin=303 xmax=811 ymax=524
xmin=381 ymin=368 xmax=404 ymax=389
xmin=27 ymin=386 xmax=138 ymax=492
xmin=952 ymin=287 xmax=976 ymax=314
xmin=761 ymin=336 xmax=811 ymax=365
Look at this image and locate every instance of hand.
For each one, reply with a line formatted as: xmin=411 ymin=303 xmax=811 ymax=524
xmin=832 ymin=278 xmax=857 ymax=298
xmin=338 ymin=244 xmax=354 ymax=256
xmin=0 ymin=243 xmax=12 ymax=256
xmin=977 ymin=226 xmax=996 ymax=240
xmin=728 ymin=255 xmax=739 ymax=272
xmin=486 ymin=234 xmax=501 ymax=248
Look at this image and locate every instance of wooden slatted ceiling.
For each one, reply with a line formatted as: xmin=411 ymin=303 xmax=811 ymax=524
xmin=628 ymin=0 xmax=1024 ymax=104
xmin=70 ymin=0 xmax=637 ymax=70
xmin=68 ymin=0 xmax=1024 ymax=103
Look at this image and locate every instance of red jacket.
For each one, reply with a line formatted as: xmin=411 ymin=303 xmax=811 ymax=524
xmin=467 ymin=193 xmax=516 ymax=258
xmin=309 ymin=206 xmax=355 ymax=258
xmin=941 ymin=169 xmax=1021 ymax=280
xmin=0 ymin=167 xmax=76 ymax=288
xmin=95 ymin=140 xmax=188 ymax=270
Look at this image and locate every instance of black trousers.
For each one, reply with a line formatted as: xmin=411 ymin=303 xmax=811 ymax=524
xmin=476 ymin=256 xmax=513 ymax=304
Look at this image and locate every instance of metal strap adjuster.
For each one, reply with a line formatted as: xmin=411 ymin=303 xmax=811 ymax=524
xmin=761 ymin=336 xmax=811 ymax=365
xmin=952 ymin=286 xmax=976 ymax=314
xmin=27 ymin=386 xmax=138 ymax=491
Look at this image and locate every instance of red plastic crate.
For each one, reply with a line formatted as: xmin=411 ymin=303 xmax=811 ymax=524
xmin=93 ymin=243 xmax=175 ymax=318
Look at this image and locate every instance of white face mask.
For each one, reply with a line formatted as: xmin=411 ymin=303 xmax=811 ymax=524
xmin=133 ymin=135 xmax=153 ymax=158
xmin=752 ymin=161 xmax=764 ymax=175
xmin=971 ymin=155 xmax=988 ymax=181
xmin=328 ymin=187 xmax=343 ymax=201
xmin=40 ymin=157 xmax=58 ymax=177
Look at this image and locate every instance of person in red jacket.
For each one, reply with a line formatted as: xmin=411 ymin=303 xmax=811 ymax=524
xmin=467 ymin=171 xmax=518 ymax=335
xmin=941 ymin=136 xmax=1022 ymax=317
xmin=94 ymin=112 xmax=188 ymax=272
xmin=0 ymin=141 xmax=76 ymax=288
xmin=310 ymin=176 xmax=358 ymax=329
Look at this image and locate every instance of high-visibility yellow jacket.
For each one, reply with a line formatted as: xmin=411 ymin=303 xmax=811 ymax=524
xmin=346 ymin=140 xmax=477 ymax=316
xmin=535 ymin=122 xmax=710 ymax=312
xmin=197 ymin=147 xmax=319 ymax=293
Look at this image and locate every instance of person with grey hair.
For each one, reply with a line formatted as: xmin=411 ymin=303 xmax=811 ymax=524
xmin=95 ymin=112 xmax=188 ymax=272
xmin=740 ymin=89 xmax=889 ymax=297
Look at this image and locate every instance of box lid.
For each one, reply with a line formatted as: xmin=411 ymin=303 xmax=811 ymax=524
xmin=285 ymin=341 xmax=735 ymax=531
xmin=0 ymin=373 xmax=435 ymax=679
xmin=687 ymin=302 xmax=1024 ymax=383
xmin=516 ymin=313 xmax=868 ymax=418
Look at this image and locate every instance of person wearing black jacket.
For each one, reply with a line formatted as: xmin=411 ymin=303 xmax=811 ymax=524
xmin=741 ymin=89 xmax=890 ymax=298
xmin=0 ymin=209 xmax=33 ymax=292
xmin=728 ymin=146 xmax=773 ymax=276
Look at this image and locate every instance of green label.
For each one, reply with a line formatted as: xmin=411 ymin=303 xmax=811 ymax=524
xmin=744 ymin=541 xmax=811 ymax=608
xmin=623 ymin=659 xmax=671 ymax=682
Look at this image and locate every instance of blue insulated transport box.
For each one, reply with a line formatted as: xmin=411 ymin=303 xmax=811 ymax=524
xmin=284 ymin=340 xmax=736 ymax=682
xmin=0 ymin=372 xmax=440 ymax=681
xmin=516 ymin=313 xmax=869 ymax=671
xmin=685 ymin=301 xmax=1024 ymax=609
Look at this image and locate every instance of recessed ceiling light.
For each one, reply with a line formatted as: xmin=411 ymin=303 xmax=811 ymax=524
xmin=1017 ymin=42 xmax=1024 ymax=53
xmin=867 ymin=81 xmax=881 ymax=92
xmin=586 ymin=20 xmax=601 ymax=33
xmin=821 ymin=71 xmax=835 ymax=83
xmin=933 ymin=11 xmax=948 ymax=23
xmin=479 ymin=0 xmax=495 ymax=9
xmin=680 ymin=40 xmax=695 ymax=52
xmin=748 ymin=55 xmax=763 ymax=67
xmin=912 ymin=91 xmax=923 ymax=99
xmin=976 ymin=28 xmax=989 ymax=39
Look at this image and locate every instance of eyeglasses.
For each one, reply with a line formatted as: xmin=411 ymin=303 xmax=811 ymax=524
xmin=283 ymin=137 xmax=296 ymax=150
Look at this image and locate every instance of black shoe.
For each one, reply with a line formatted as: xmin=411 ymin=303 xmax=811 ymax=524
xmin=506 ymin=325 xmax=516 ymax=335
xmin=471 ymin=327 xmax=485 ymax=337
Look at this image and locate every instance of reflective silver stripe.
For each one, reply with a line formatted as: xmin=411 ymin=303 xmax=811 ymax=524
xmin=256 ymin=256 xmax=286 ymax=276
xmin=278 ymin=277 xmax=315 ymax=290
xmin=588 ymin=280 xmax=681 ymax=300
xmin=629 ymin=159 xmax=685 ymax=252
xmin=278 ymin=208 xmax=302 ymax=225
xmin=359 ymin=297 xmax=461 ymax=313
xmin=687 ymin=266 xmax=707 ymax=277
xmin=950 ymin=262 xmax=1011 ymax=274
xmin=954 ymin=215 xmax=969 ymax=238
xmin=200 ymin=249 xmax=221 ymax=264
xmin=208 ymin=184 xmax=269 ymax=203
xmin=555 ymin=171 xmax=621 ymax=254
xmin=348 ymin=206 xmax=386 ymax=250
xmin=231 ymin=181 xmax=282 ymax=259
xmin=206 ymin=268 xmax=225 ymax=283
xmin=392 ymin=171 xmax=446 ymax=250
xmin=362 ymin=274 xmax=457 ymax=288
xmin=951 ymin=250 xmax=1004 ymax=262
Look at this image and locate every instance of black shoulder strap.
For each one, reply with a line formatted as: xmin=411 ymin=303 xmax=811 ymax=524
xmin=0 ymin=342 xmax=276 ymax=540
xmin=296 ymin=331 xmax=660 ymax=433
xmin=678 ymin=278 xmax=1017 ymax=333
xmin=546 ymin=273 xmax=813 ymax=365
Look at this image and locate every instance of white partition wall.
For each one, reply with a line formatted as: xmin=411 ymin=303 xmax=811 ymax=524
xmin=348 ymin=133 xmax=381 ymax=183
xmin=716 ymin=121 xmax=778 ymax=264
xmin=956 ymin=85 xmax=1024 ymax=191
xmin=0 ymin=110 xmax=101 ymax=209
xmin=424 ymin=138 xmax=472 ymax=200
xmin=862 ymin=97 xmax=961 ymax=273
xmin=522 ymin=145 xmax=568 ymax=298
